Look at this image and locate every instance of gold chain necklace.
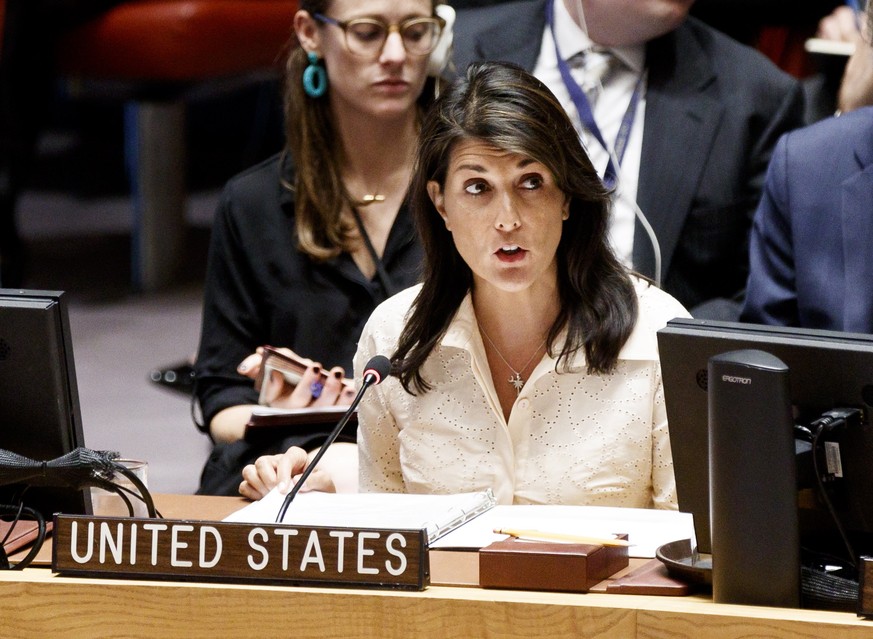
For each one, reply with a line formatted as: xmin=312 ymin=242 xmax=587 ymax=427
xmin=479 ymin=327 xmax=546 ymax=395
xmin=359 ymin=193 xmax=386 ymax=205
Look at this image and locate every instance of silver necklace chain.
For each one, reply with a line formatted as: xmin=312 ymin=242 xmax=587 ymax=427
xmin=479 ymin=326 xmax=546 ymax=395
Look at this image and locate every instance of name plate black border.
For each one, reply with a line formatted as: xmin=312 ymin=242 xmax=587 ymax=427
xmin=52 ymin=515 xmax=429 ymax=591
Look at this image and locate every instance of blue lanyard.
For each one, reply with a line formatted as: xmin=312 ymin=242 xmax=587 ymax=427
xmin=546 ymin=0 xmax=644 ymax=188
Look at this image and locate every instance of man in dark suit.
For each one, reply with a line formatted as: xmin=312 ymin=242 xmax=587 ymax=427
xmin=742 ymin=0 xmax=873 ymax=333
xmin=452 ymin=0 xmax=805 ymax=319
xmin=741 ymin=106 xmax=873 ymax=332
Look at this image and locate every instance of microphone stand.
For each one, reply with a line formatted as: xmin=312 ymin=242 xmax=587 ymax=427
xmin=275 ymin=363 xmax=385 ymax=523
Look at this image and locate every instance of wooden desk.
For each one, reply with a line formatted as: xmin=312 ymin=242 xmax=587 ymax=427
xmin=2 ymin=568 xmax=873 ymax=638
xmin=2 ymin=495 xmax=872 ymax=638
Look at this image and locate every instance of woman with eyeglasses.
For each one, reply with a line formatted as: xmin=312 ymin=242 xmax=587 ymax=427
xmin=194 ymin=0 xmax=452 ymax=496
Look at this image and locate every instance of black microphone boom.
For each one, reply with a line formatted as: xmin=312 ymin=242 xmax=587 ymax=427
xmin=275 ymin=355 xmax=391 ymax=522
xmin=360 ymin=355 xmax=390 ymax=386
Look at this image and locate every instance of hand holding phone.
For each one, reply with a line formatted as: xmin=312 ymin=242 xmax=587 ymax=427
xmin=254 ymin=346 xmax=355 ymax=407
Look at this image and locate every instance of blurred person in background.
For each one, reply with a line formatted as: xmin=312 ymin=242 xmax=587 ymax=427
xmin=193 ymin=0 xmax=453 ymax=495
xmin=817 ymin=2 xmax=873 ymax=113
xmin=742 ymin=0 xmax=873 ymax=331
xmin=449 ymin=0 xmax=804 ymax=321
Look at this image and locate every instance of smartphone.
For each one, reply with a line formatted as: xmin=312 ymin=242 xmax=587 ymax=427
xmin=255 ymin=346 xmax=353 ymax=405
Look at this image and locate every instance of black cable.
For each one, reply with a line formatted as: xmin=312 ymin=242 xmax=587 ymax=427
xmin=90 ymin=475 xmax=136 ymax=515
xmin=109 ymin=461 xmax=159 ymax=518
xmin=189 ymin=375 xmax=208 ymax=435
xmin=350 ymin=206 xmax=398 ymax=298
xmin=0 ymin=500 xmax=23 ymax=548
xmin=10 ymin=507 xmax=46 ymax=570
xmin=0 ymin=448 xmax=167 ymax=570
xmin=794 ymin=423 xmax=814 ymax=442
xmin=90 ymin=461 xmax=161 ymax=518
xmin=0 ymin=448 xmax=119 ymax=488
xmin=0 ymin=502 xmax=28 ymax=569
xmin=810 ymin=412 xmax=858 ymax=569
xmin=0 ymin=448 xmax=162 ymax=519
xmin=0 ymin=503 xmax=47 ymax=570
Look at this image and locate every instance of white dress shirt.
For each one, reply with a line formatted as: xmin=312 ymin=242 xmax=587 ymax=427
xmin=355 ymin=278 xmax=689 ymax=509
xmin=532 ymin=0 xmax=646 ymax=268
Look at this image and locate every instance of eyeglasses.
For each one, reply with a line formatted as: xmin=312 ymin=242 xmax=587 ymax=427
xmin=314 ymin=13 xmax=445 ymax=57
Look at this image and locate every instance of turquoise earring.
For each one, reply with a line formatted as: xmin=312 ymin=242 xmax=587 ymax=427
xmin=302 ymin=52 xmax=327 ymax=98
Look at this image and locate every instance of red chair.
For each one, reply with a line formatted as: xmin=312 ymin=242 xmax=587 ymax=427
xmin=36 ymin=0 xmax=298 ymax=291
xmin=756 ymin=25 xmax=819 ymax=79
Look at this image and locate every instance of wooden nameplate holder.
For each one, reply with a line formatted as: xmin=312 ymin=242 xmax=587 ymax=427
xmin=52 ymin=514 xmax=429 ymax=590
xmin=479 ymin=535 xmax=629 ymax=593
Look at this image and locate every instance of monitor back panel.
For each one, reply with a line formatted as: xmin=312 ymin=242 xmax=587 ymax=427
xmin=0 ymin=292 xmax=90 ymax=516
xmin=658 ymin=319 xmax=873 ymax=555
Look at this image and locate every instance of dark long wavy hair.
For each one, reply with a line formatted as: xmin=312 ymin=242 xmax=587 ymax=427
xmin=283 ymin=0 xmax=438 ymax=260
xmin=393 ymin=61 xmax=639 ymax=393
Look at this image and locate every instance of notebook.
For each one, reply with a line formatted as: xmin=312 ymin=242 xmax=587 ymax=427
xmin=225 ymin=489 xmax=497 ymax=545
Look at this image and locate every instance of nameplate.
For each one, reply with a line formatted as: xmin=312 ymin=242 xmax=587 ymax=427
xmin=51 ymin=515 xmax=429 ymax=590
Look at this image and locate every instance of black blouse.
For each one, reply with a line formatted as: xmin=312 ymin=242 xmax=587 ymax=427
xmin=194 ymin=153 xmax=423 ymax=432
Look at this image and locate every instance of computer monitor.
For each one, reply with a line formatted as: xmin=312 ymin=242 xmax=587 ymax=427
xmin=658 ymin=318 xmax=873 ymax=557
xmin=0 ymin=289 xmax=92 ymax=517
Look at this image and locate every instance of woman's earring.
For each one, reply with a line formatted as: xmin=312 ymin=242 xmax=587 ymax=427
xmin=302 ymin=52 xmax=328 ymax=98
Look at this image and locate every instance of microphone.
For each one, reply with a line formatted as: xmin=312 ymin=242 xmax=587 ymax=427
xmin=275 ymin=355 xmax=391 ymax=522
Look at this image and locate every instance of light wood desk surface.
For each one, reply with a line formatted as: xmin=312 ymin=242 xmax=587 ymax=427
xmin=1 ymin=495 xmax=872 ymax=638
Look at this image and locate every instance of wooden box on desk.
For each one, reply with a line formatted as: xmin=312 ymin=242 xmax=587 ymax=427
xmin=479 ymin=536 xmax=629 ymax=592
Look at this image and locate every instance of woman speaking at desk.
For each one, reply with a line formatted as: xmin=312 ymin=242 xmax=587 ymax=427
xmin=241 ymin=62 xmax=689 ymax=508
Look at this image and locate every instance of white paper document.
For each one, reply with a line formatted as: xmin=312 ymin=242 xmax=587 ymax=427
xmin=224 ymin=489 xmax=497 ymax=545
xmin=249 ymin=406 xmax=348 ymax=417
xmin=429 ymin=504 xmax=694 ymax=558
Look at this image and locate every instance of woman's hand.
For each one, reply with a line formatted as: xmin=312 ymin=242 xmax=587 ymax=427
xmin=237 ymin=346 xmax=357 ymax=408
xmin=239 ymin=446 xmax=337 ymax=500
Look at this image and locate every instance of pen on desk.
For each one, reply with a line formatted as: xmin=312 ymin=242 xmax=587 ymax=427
xmin=494 ymin=528 xmax=632 ymax=547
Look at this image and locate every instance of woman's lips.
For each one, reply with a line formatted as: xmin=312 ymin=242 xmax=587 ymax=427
xmin=495 ymin=245 xmax=526 ymax=263
xmin=374 ymin=79 xmax=410 ymax=92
